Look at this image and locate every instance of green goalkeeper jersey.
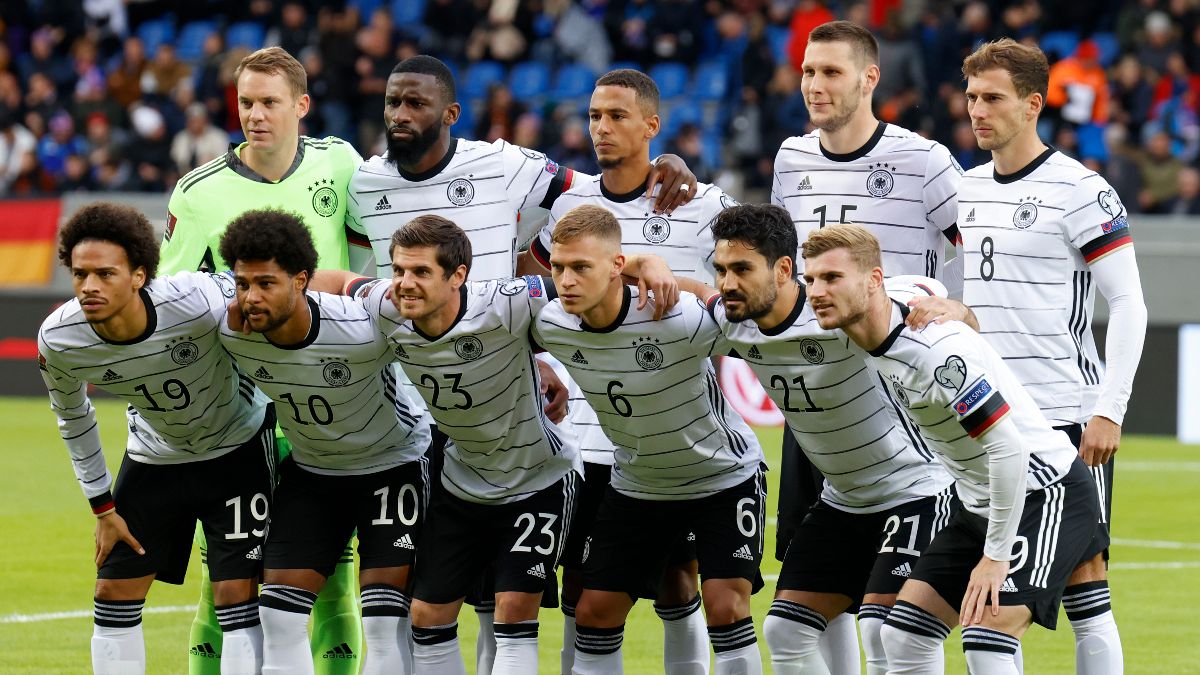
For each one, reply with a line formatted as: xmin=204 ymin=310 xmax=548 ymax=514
xmin=160 ymin=135 xmax=362 ymax=274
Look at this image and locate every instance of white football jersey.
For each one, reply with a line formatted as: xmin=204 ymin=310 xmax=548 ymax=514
xmin=959 ymin=149 xmax=1135 ymax=426
xmin=533 ymin=289 xmax=763 ymax=500
xmin=38 ymin=272 xmax=268 ymax=500
xmin=346 ymin=138 xmax=579 ymax=281
xmin=773 ymin=122 xmax=962 ymax=279
xmin=219 ymin=291 xmax=430 ymax=475
xmin=530 ymin=176 xmax=737 ymax=465
xmin=709 ymin=280 xmax=953 ymax=513
xmin=861 ymin=302 xmax=1077 ymax=522
xmin=353 ymin=275 xmax=580 ymax=503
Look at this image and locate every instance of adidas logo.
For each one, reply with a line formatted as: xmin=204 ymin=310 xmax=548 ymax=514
xmin=571 ymin=350 xmax=588 ymax=364
xmin=687 ymin=532 xmax=696 ymax=541
xmin=323 ymin=642 xmax=356 ymax=659
xmin=797 ymin=176 xmax=812 ymax=191
xmin=527 ymin=562 xmax=547 ymax=579
xmin=1000 ymin=577 xmax=1018 ymax=593
xmin=101 ymin=368 xmax=122 ymax=382
xmin=190 ymin=642 xmax=218 ymax=658
xmin=254 ymin=366 xmax=273 ymax=380
xmin=375 ymin=195 xmax=392 ymax=211
xmin=732 ymin=544 xmax=755 ymax=561
xmin=245 ymin=545 xmax=262 ymax=560
xmin=393 ymin=534 xmax=414 ymax=549
xmin=966 ymin=208 xmax=976 ymax=223
xmin=891 ymin=562 xmax=912 ymax=578
xmin=746 ymin=345 xmax=762 ymax=360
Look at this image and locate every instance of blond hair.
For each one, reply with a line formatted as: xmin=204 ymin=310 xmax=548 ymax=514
xmin=550 ymin=204 xmax=621 ymax=247
xmin=962 ymin=38 xmax=1049 ymax=100
xmin=800 ymin=223 xmax=882 ymax=271
xmin=235 ymin=46 xmax=307 ymax=100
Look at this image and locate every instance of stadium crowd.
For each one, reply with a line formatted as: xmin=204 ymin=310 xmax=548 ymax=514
xmin=2 ymin=0 xmax=1200 ymax=214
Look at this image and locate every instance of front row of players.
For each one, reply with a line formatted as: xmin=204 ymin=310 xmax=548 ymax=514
xmin=42 ymin=200 xmax=1109 ymax=674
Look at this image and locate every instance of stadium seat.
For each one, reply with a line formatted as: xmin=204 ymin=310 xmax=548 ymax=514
xmin=348 ymin=0 xmax=385 ymax=15
xmin=1040 ymin=31 xmax=1079 ymax=61
xmin=462 ymin=61 xmax=506 ymax=102
xmin=136 ymin=17 xmax=177 ymax=57
xmin=702 ymin=131 xmax=723 ymax=172
xmin=649 ymin=62 xmax=691 ymax=100
xmin=1092 ymin=32 xmax=1119 ymax=67
xmin=553 ymin=63 xmax=596 ymax=101
xmin=692 ymin=61 xmax=729 ymax=102
xmin=662 ymin=99 xmax=703 ymax=140
xmin=608 ymin=61 xmax=640 ymax=74
xmin=391 ymin=0 xmax=427 ymax=25
xmin=767 ymin=25 xmax=791 ymax=65
xmin=226 ymin=21 xmax=266 ymax=51
xmin=510 ymin=61 xmax=552 ymax=101
xmin=176 ymin=21 xmax=216 ymax=62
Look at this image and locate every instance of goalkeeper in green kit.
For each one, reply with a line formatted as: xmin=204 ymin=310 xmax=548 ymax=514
xmin=160 ymin=47 xmax=372 ymax=674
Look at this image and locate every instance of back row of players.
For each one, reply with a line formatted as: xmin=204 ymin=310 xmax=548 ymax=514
xmin=41 ymin=19 xmax=1143 ymax=675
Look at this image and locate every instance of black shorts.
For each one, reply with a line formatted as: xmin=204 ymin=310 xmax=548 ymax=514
xmin=777 ymin=487 xmax=960 ymax=607
xmin=100 ymin=407 xmax=277 ymax=585
xmin=412 ymin=471 xmax=580 ymax=605
xmin=910 ymin=459 xmax=1108 ymax=629
xmin=562 ymin=462 xmax=696 ymax=578
xmin=583 ymin=468 xmax=767 ymax=599
xmin=1056 ymin=423 xmax=1114 ymax=561
xmin=776 ymin=427 xmax=827 ymax=562
xmin=264 ymin=455 xmax=430 ymax=577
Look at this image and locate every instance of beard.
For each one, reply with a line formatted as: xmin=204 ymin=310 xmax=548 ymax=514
xmin=812 ymin=81 xmax=862 ymax=134
xmin=723 ymin=285 xmax=777 ymax=323
xmin=386 ymin=122 xmax=442 ymax=169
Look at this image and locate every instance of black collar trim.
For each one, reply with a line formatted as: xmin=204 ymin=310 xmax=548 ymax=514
xmin=819 ymin=121 xmax=886 ymax=162
xmin=268 ymin=296 xmax=321 ymax=350
xmin=600 ymin=172 xmax=651 ymax=203
xmin=867 ymin=301 xmax=909 ymax=357
xmin=97 ymin=288 xmax=157 ymax=345
xmin=396 ymin=137 xmax=459 ymax=182
xmin=413 ymin=285 xmax=469 ymax=341
xmin=759 ymin=283 xmax=807 ymax=336
xmin=994 ymin=146 xmax=1055 ymax=184
xmin=581 ymin=286 xmax=632 ymax=333
xmin=226 ymin=137 xmax=306 ymax=183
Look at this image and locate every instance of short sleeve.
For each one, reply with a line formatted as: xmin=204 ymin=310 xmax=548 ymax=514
xmin=684 ymin=293 xmax=731 ymax=358
xmin=884 ymin=275 xmax=948 ymax=304
xmin=496 ymin=275 xmax=556 ymax=334
xmin=925 ymin=142 xmax=963 ymax=239
xmin=1064 ymin=182 xmax=1134 ymax=265
xmin=696 ymin=187 xmax=735 ymax=277
xmin=188 ymin=271 xmax=238 ymax=322
xmin=501 ymin=140 xmax=578 ymax=213
xmin=529 ymin=207 xmax=559 ymax=269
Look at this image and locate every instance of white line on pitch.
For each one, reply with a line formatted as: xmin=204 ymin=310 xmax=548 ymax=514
xmin=760 ymin=561 xmax=1200 ymax=582
xmin=0 ymin=604 xmax=196 ymax=624
xmin=1111 ymin=537 xmax=1200 ymax=550
xmin=1118 ymin=461 xmax=1200 ymax=471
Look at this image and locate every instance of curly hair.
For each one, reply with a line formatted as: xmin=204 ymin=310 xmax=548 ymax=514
xmin=57 ymin=202 xmax=160 ymax=279
xmin=218 ymin=208 xmax=317 ymax=281
xmin=711 ymin=204 xmax=797 ymax=271
xmin=391 ymin=55 xmax=456 ymax=104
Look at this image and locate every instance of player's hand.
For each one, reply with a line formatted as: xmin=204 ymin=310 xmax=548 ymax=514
xmin=537 ymin=360 xmax=569 ymax=423
xmin=960 ymin=555 xmax=1009 ymax=626
xmin=1079 ymin=415 xmax=1121 ymax=466
xmin=634 ymin=256 xmax=680 ymax=320
xmin=646 ymin=154 xmax=698 ymax=215
xmin=95 ymin=511 xmax=144 ymax=568
xmin=226 ymin=300 xmax=251 ymax=334
xmin=905 ymin=296 xmax=966 ymax=329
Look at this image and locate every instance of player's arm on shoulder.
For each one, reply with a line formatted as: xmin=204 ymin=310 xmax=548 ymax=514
xmin=621 ymin=253 xmax=680 ymax=320
xmin=645 ymin=154 xmax=699 ymax=215
xmin=892 ymin=275 xmax=979 ymax=331
xmin=310 ymin=269 xmax=364 ymax=295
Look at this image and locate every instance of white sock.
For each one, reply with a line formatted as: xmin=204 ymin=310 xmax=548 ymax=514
xmin=412 ymin=622 xmax=467 ymax=675
xmin=708 ymin=617 xmax=762 ymax=675
xmin=92 ymin=598 xmax=146 ymax=675
xmin=878 ymin=601 xmax=948 ymax=675
xmin=820 ymin=612 xmax=861 ymax=674
xmin=215 ymin=599 xmax=263 ymax=675
xmin=573 ymin=624 xmax=624 ymax=675
xmin=656 ymin=594 xmax=709 ymax=675
xmin=858 ymin=603 xmax=890 ymax=675
xmin=1014 ymin=643 xmax=1024 ymax=674
xmin=494 ymin=620 xmax=539 ymax=675
xmin=1064 ymin=582 xmax=1123 ymax=674
xmin=361 ymin=584 xmax=413 ymax=675
xmin=259 ymin=585 xmax=316 ymax=675
xmin=962 ymin=627 xmax=1020 ymax=675
xmin=561 ymin=602 xmax=577 ymax=675
xmin=763 ymin=600 xmax=829 ymax=675
xmin=476 ymin=605 xmax=496 ymax=675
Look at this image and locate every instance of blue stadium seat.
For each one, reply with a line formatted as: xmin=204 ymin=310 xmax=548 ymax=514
xmin=662 ymin=99 xmax=703 ymax=139
xmin=767 ymin=25 xmax=791 ymax=65
xmin=553 ymin=63 xmax=596 ymax=100
xmin=462 ymin=61 xmax=506 ymax=102
xmin=176 ymin=20 xmax=216 ymax=62
xmin=701 ymin=131 xmax=723 ymax=171
xmin=1091 ymin=32 xmax=1119 ymax=67
xmin=692 ymin=61 xmax=728 ymax=102
xmin=453 ymin=101 xmax=476 ymax=138
xmin=349 ymin=0 xmax=385 ymax=15
xmin=510 ymin=61 xmax=551 ymax=101
xmin=391 ymin=0 xmax=427 ymax=25
xmin=136 ymin=17 xmax=176 ymax=56
xmin=226 ymin=22 xmax=265 ymax=51
xmin=608 ymin=61 xmax=640 ymax=74
xmin=649 ymin=62 xmax=690 ymax=100
xmin=1040 ymin=31 xmax=1079 ymax=61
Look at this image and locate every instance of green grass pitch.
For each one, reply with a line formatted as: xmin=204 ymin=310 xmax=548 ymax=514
xmin=0 ymin=396 xmax=1195 ymax=673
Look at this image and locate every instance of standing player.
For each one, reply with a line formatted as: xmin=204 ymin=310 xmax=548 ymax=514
xmin=533 ymin=205 xmax=767 ymax=675
xmin=800 ymin=224 xmax=1107 ymax=675
xmin=38 ymin=203 xmax=274 ymax=675
xmin=159 ymin=46 xmax=365 ymax=673
xmin=677 ymin=204 xmax=959 ymax=675
xmin=770 ymin=21 xmax=966 ymax=669
xmin=217 ymin=210 xmax=434 ymax=675
xmin=524 ymin=69 xmax=735 ymax=675
xmin=911 ymin=39 xmax=1146 ymax=672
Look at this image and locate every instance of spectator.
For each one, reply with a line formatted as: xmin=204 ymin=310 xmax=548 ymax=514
xmin=607 ymin=0 xmax=658 ymax=64
xmin=666 ymin=122 xmax=713 ymax=183
xmin=874 ymin=12 xmax=926 ymax=111
xmin=1046 ymin=40 xmax=1110 ymax=128
xmin=18 ymin=28 xmax=72 ymax=94
xmin=646 ymin=0 xmax=704 ymax=64
xmin=24 ymin=72 xmax=61 ymax=122
xmin=0 ymin=105 xmax=39 ymax=195
xmin=58 ymin=152 xmax=97 ymax=191
xmin=353 ymin=24 xmax=393 ymax=148
xmin=36 ymin=111 xmax=87 ymax=183
xmin=194 ymin=32 xmax=228 ymax=121
xmin=1139 ymin=130 xmax=1185 ymax=212
xmin=957 ymin=2 xmax=995 ymax=58
xmin=549 ymin=0 xmax=613 ymax=75
xmin=1116 ymin=0 xmax=1158 ymax=53
xmin=83 ymin=111 xmax=126 ymax=169
xmin=267 ymin=2 xmax=314 ymax=57
xmin=547 ymin=117 xmax=598 ymax=175
xmin=952 ymin=120 xmax=989 ymax=170
xmin=466 ymin=0 xmax=533 ymax=64
xmin=1163 ymin=166 xmax=1200 ymax=214
xmin=171 ymin=102 xmax=229 ymax=174
xmin=1111 ymin=55 xmax=1154 ymax=140
xmin=124 ymin=104 xmax=172 ymax=192
xmin=425 ymin=0 xmax=481 ymax=62
xmin=476 ymin=82 xmax=527 ymax=143
xmin=511 ymin=111 xmax=542 ymax=151
xmin=786 ymin=0 xmax=835 ymax=74
xmin=1139 ymin=11 xmax=1178 ymax=76
xmin=145 ymin=44 xmax=191 ymax=99
xmin=1103 ymin=123 xmax=1144 ymax=214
